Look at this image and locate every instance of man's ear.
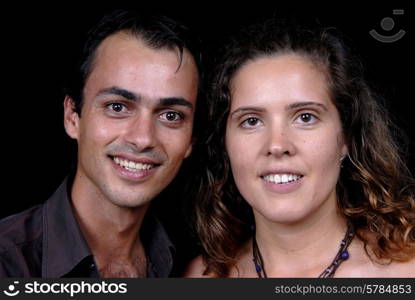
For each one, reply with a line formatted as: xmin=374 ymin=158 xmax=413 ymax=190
xmin=63 ymin=96 xmax=80 ymax=140
xmin=184 ymin=137 xmax=195 ymax=158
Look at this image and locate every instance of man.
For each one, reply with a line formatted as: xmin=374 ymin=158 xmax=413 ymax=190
xmin=0 ymin=9 xmax=201 ymax=277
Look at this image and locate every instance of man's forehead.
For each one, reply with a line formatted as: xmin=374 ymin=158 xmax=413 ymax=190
xmin=90 ymin=32 xmax=197 ymax=82
xmin=95 ymin=31 xmax=184 ymax=67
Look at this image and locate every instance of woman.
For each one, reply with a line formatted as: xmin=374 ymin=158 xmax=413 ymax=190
xmin=185 ymin=19 xmax=415 ymax=277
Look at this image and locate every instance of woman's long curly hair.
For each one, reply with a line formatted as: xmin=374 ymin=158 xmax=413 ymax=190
xmin=193 ymin=18 xmax=415 ymax=277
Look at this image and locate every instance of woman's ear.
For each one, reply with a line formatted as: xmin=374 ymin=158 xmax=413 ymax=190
xmin=63 ymin=96 xmax=80 ymax=140
xmin=341 ymin=144 xmax=348 ymax=158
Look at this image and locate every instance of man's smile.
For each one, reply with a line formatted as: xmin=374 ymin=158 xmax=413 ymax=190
xmin=113 ymin=156 xmax=155 ymax=172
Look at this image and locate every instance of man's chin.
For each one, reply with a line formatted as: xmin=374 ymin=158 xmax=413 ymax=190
xmin=99 ymin=185 xmax=155 ymax=209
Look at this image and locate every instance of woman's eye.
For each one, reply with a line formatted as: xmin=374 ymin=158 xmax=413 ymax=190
xmin=295 ymin=113 xmax=318 ymax=125
xmin=160 ymin=111 xmax=183 ymax=122
xmin=241 ymin=117 xmax=262 ymax=128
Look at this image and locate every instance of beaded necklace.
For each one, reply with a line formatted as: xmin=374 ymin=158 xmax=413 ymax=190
xmin=252 ymin=223 xmax=355 ymax=278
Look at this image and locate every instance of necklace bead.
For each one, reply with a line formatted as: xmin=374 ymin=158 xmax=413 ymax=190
xmin=341 ymin=250 xmax=349 ymax=260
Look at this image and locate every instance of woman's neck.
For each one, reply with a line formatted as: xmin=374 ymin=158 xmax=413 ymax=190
xmin=253 ymin=212 xmax=349 ymax=277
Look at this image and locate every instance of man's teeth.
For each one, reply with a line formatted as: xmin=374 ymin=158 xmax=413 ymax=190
xmin=113 ymin=157 xmax=153 ymax=171
xmin=263 ymin=174 xmax=302 ymax=184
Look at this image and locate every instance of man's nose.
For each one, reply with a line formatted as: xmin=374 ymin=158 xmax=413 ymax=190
xmin=123 ymin=113 xmax=156 ymax=152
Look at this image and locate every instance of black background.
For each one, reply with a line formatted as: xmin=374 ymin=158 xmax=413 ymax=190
xmin=1 ymin=5 xmax=412 ymax=265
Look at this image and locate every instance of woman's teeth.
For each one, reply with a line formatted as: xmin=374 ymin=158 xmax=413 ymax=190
xmin=262 ymin=174 xmax=302 ymax=184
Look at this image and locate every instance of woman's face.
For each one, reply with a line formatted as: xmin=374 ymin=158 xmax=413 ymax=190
xmin=225 ymin=54 xmax=347 ymax=225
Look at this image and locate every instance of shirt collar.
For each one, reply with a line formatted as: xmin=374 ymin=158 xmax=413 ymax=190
xmin=42 ymin=178 xmax=92 ymax=277
xmin=141 ymin=211 xmax=175 ymax=277
xmin=41 ymin=177 xmax=175 ymax=277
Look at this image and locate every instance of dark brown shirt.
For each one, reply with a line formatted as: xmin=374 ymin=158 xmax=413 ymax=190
xmin=0 ymin=178 xmax=174 ymax=277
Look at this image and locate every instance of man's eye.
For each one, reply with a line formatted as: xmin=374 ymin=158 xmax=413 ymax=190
xmin=160 ymin=111 xmax=183 ymax=122
xmin=108 ymin=103 xmax=126 ymax=113
xmin=241 ymin=117 xmax=262 ymax=128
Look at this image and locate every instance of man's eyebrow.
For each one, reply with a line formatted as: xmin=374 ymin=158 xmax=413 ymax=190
xmin=97 ymin=87 xmax=193 ymax=109
xmin=158 ymin=97 xmax=193 ymax=110
xmin=97 ymin=87 xmax=139 ymax=101
xmin=286 ymin=101 xmax=328 ymax=111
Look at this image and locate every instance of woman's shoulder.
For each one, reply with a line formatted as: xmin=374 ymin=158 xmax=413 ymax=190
xmin=339 ymin=236 xmax=415 ymax=277
xmin=183 ymin=255 xmax=214 ymax=278
xmin=362 ymin=256 xmax=415 ymax=277
xmin=387 ymin=256 xmax=415 ymax=277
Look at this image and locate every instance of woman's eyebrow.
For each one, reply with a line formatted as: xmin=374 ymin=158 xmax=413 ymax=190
xmin=286 ymin=101 xmax=328 ymax=111
xmin=230 ymin=101 xmax=328 ymax=118
xmin=230 ymin=106 xmax=265 ymax=118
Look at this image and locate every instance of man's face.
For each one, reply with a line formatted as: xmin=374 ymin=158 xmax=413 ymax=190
xmin=64 ymin=32 xmax=198 ymax=208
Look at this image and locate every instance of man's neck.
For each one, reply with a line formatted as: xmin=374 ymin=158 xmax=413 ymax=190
xmin=70 ymin=173 xmax=150 ymax=277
